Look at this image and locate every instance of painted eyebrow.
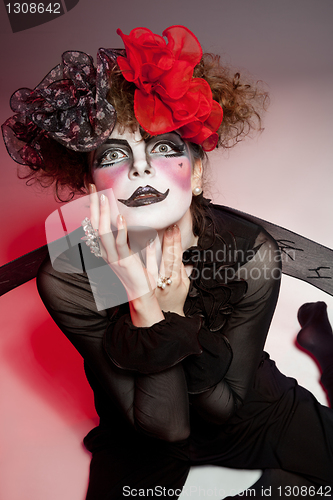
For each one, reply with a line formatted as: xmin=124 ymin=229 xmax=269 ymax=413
xmin=146 ymin=132 xmax=182 ymax=142
xmin=101 ymin=139 xmax=130 ymax=147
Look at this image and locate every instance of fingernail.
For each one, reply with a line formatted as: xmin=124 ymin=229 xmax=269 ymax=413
xmin=89 ymin=183 xmax=96 ymax=193
xmin=117 ymin=214 xmax=124 ymax=227
xmin=148 ymin=238 xmax=155 ymax=248
xmin=165 ymin=226 xmax=173 ymax=238
xmin=100 ymin=194 xmax=106 ymax=205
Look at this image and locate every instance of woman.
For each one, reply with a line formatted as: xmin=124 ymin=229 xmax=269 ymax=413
xmin=2 ymin=26 xmax=333 ymax=499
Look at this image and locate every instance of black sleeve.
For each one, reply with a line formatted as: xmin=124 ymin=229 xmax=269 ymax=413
xmin=104 ymin=312 xmax=202 ymax=373
xmin=36 ymin=253 xmax=199 ymax=442
xmin=190 ymin=230 xmax=281 ymax=423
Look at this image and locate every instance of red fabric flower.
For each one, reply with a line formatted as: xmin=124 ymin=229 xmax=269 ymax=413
xmin=117 ymin=26 xmax=223 ymax=151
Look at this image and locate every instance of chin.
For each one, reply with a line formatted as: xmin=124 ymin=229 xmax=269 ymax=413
xmin=119 ymin=201 xmax=191 ymax=231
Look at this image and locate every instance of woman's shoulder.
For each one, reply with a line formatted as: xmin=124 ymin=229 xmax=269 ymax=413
xmin=207 ymin=202 xmax=279 ymax=255
xmin=208 ymin=202 xmax=281 ymax=274
xmin=209 ymin=203 xmax=263 ymax=237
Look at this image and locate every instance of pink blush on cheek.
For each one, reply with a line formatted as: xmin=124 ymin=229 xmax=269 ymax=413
xmin=93 ymin=162 xmax=129 ymax=190
xmin=153 ymin=158 xmax=192 ymax=191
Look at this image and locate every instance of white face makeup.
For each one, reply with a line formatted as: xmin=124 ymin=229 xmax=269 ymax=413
xmin=92 ymin=125 xmax=196 ymax=231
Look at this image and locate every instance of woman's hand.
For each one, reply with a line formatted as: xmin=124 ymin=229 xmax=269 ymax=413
xmin=89 ymin=185 xmax=164 ymax=327
xmin=88 ymin=184 xmax=190 ymax=322
xmin=147 ymin=224 xmax=190 ymax=316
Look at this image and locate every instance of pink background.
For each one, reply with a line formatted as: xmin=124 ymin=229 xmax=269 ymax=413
xmin=1 ymin=1 xmax=333 ymax=498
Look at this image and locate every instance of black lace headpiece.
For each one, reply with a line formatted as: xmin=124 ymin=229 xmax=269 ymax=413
xmin=1 ymin=48 xmax=124 ymax=168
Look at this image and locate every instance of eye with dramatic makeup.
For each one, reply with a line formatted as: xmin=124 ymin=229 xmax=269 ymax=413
xmin=149 ymin=139 xmax=186 ymax=158
xmin=96 ymin=148 xmax=129 ymax=168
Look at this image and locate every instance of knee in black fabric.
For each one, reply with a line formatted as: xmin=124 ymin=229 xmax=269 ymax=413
xmin=85 ymin=434 xmax=190 ymax=500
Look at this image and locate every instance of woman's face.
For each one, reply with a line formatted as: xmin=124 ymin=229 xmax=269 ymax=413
xmin=92 ymin=125 xmax=200 ymax=230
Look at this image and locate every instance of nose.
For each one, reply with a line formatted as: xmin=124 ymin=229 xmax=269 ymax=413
xmin=129 ymin=143 xmax=154 ymax=179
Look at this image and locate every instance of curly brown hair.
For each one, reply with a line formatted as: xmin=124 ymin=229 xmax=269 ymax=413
xmin=19 ymin=52 xmax=269 ymax=202
xmin=18 ymin=133 xmax=91 ymax=201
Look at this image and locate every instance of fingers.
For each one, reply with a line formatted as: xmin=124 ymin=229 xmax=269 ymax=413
xmin=171 ymin=225 xmax=183 ymax=279
xmin=115 ymin=214 xmax=130 ymax=261
xmin=146 ymin=238 xmax=159 ymax=286
xmin=171 ymin=225 xmax=190 ymax=286
xmin=96 ymin=192 xmax=131 ymax=265
xmin=98 ymin=193 xmax=111 ymax=235
xmin=89 ymin=184 xmax=100 ymax=230
xmin=161 ymin=225 xmax=187 ymax=284
xmin=160 ymin=226 xmax=174 ymax=278
xmin=98 ymin=193 xmax=116 ymax=261
xmin=89 ymin=185 xmax=120 ymax=262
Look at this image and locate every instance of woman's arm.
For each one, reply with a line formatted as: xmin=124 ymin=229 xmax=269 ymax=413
xmin=37 ymin=254 xmax=197 ymax=442
xmin=190 ymin=230 xmax=281 ymax=423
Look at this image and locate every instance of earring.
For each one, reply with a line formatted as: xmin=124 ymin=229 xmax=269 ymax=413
xmin=192 ymin=186 xmax=203 ymax=196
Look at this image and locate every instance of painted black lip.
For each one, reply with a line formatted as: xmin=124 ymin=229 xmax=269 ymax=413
xmin=118 ymin=185 xmax=169 ymax=207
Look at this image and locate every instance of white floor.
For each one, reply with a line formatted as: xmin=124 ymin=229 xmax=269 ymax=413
xmin=181 ymin=467 xmax=262 ymax=498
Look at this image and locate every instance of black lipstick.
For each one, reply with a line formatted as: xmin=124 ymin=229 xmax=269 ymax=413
xmin=118 ymin=185 xmax=169 ymax=207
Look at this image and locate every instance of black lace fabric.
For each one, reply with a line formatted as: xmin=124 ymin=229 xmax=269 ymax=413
xmin=36 ymin=203 xmax=281 ymax=440
xmin=1 ymin=49 xmax=124 ymax=168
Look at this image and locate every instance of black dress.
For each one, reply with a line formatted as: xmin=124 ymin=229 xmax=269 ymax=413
xmin=36 ymin=202 xmax=333 ymax=499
